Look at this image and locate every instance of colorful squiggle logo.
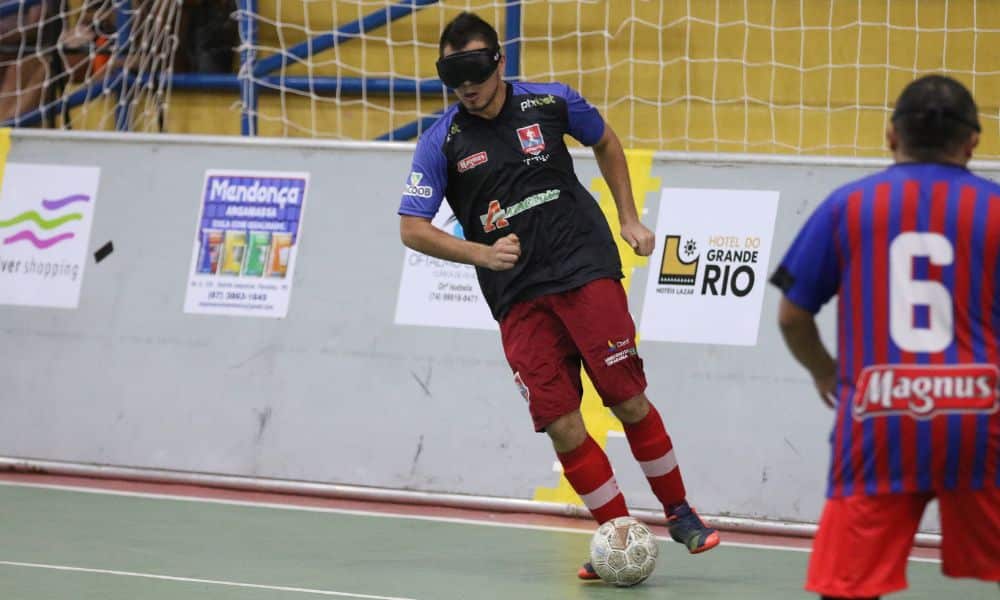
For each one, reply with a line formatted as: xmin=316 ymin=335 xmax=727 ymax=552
xmin=0 ymin=193 xmax=89 ymax=249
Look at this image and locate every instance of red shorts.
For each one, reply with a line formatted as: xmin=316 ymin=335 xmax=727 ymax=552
xmin=499 ymin=278 xmax=647 ymax=432
xmin=806 ymin=487 xmax=1000 ymax=598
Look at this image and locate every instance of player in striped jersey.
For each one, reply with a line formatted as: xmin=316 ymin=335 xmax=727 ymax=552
xmin=771 ymin=75 xmax=1000 ymax=599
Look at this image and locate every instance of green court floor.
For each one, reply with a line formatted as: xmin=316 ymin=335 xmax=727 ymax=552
xmin=0 ymin=482 xmax=995 ymax=600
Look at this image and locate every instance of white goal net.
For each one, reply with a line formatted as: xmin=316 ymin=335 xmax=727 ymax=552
xmin=5 ymin=0 xmax=998 ymax=158
xmin=234 ymin=0 xmax=1000 ymax=157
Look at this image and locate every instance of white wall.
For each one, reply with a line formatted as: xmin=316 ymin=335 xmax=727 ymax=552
xmin=3 ymin=130 xmax=996 ymax=528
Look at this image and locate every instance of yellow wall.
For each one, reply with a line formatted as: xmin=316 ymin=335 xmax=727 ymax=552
xmin=154 ymin=0 xmax=999 ymax=157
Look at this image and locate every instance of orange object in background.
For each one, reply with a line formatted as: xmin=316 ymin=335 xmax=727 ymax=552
xmin=91 ymin=35 xmax=109 ymax=74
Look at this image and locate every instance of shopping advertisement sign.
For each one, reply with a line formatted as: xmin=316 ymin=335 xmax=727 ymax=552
xmin=184 ymin=170 xmax=309 ymax=318
xmin=640 ymin=188 xmax=779 ymax=346
xmin=0 ymin=163 xmax=100 ymax=309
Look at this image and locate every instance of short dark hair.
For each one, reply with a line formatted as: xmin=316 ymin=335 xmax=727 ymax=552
xmin=439 ymin=12 xmax=500 ymax=56
xmin=891 ymin=75 xmax=980 ymax=162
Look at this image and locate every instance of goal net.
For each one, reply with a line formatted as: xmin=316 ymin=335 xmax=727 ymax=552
xmin=5 ymin=1 xmax=997 ymax=158
xmin=237 ymin=0 xmax=999 ymax=158
xmin=0 ymin=0 xmax=182 ymax=132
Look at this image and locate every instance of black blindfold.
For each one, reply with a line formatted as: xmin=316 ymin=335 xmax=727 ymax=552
xmin=436 ymin=47 xmax=501 ymax=89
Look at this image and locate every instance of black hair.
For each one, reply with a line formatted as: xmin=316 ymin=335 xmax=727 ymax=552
xmin=891 ymin=75 xmax=980 ymax=162
xmin=439 ymin=12 xmax=500 ymax=56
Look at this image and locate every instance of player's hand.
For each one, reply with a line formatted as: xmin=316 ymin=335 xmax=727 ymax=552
xmin=813 ymin=371 xmax=838 ymax=409
xmin=483 ymin=233 xmax=520 ymax=271
xmin=620 ymin=220 xmax=655 ymax=257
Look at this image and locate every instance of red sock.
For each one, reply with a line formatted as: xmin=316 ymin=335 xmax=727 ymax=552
xmin=623 ymin=404 xmax=687 ymax=508
xmin=557 ymin=436 xmax=629 ymax=524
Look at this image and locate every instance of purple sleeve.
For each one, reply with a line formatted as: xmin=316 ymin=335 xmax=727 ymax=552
xmin=398 ymin=126 xmax=448 ymax=218
xmin=560 ymin=84 xmax=605 ymax=146
xmin=770 ymin=196 xmax=841 ymax=314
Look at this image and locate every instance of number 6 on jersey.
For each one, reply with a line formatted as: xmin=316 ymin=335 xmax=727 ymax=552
xmin=889 ymin=232 xmax=954 ymax=354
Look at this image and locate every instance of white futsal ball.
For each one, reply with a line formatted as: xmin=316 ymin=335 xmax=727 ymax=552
xmin=589 ymin=516 xmax=659 ymax=586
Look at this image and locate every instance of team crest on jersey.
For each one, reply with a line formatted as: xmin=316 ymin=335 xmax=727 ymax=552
xmin=457 ymin=151 xmax=488 ymax=173
xmin=852 ymin=363 xmax=1000 ymax=420
xmin=516 ymin=124 xmax=545 ymax=155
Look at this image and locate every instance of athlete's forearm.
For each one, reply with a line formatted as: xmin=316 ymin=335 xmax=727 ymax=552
xmin=592 ymin=125 xmax=640 ymax=225
xmin=400 ymin=215 xmax=488 ymax=267
xmin=778 ymin=297 xmax=837 ymax=380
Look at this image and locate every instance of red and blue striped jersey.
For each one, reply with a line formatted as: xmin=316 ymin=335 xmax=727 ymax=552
xmin=774 ymin=162 xmax=1000 ymax=498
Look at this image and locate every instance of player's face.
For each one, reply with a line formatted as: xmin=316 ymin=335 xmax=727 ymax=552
xmin=441 ymin=40 xmax=505 ymax=114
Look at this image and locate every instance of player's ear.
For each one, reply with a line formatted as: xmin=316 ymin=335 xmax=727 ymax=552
xmin=886 ymin=122 xmax=899 ymax=153
xmin=498 ymin=52 xmax=506 ymax=76
xmin=965 ymin=131 xmax=980 ymax=159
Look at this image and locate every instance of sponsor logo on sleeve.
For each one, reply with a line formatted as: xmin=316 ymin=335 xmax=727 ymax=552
xmin=403 ymin=172 xmax=434 ymax=198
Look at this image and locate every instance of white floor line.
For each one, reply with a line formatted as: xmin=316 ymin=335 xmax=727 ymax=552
xmin=0 ymin=479 xmax=941 ymax=564
xmin=0 ymin=560 xmax=416 ymax=600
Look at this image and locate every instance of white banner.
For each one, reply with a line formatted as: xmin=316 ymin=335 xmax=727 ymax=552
xmin=394 ymin=203 xmax=497 ymax=331
xmin=0 ymin=163 xmax=100 ymax=309
xmin=184 ymin=170 xmax=309 ymax=318
xmin=640 ymin=188 xmax=779 ymax=346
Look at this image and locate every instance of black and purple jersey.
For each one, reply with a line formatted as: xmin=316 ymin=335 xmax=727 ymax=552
xmin=398 ymin=81 xmax=622 ymax=320
xmin=773 ymin=163 xmax=1000 ymax=497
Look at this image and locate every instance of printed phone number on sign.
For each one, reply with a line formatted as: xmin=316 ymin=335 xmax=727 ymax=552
xmin=206 ymin=290 xmax=270 ymax=302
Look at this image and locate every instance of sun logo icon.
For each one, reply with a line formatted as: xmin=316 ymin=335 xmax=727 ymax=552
xmin=684 ymin=239 xmax=697 ymax=257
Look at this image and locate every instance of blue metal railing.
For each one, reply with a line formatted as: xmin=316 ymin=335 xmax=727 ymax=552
xmin=172 ymin=74 xmax=447 ymax=95
xmin=237 ymin=0 xmax=258 ymax=135
xmin=1 ymin=0 xmax=523 ymax=140
xmin=113 ymin=0 xmax=133 ymax=131
xmin=2 ymin=69 xmax=126 ymax=128
xmin=375 ymin=110 xmax=443 ymax=142
xmin=0 ymin=0 xmax=38 ymax=19
xmin=503 ymin=1 xmax=521 ymax=81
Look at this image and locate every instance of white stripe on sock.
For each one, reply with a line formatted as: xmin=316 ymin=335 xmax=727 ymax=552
xmin=639 ymin=450 xmax=678 ymax=478
xmin=579 ymin=478 xmax=622 ymax=511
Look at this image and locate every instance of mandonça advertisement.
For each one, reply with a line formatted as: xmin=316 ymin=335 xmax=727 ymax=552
xmin=640 ymin=187 xmax=780 ymax=346
xmin=0 ymin=163 xmax=100 ymax=309
xmin=184 ymin=170 xmax=309 ymax=318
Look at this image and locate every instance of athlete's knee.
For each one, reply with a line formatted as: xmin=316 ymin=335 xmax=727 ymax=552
xmin=610 ymin=393 xmax=650 ymax=425
xmin=546 ymin=410 xmax=587 ymax=453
